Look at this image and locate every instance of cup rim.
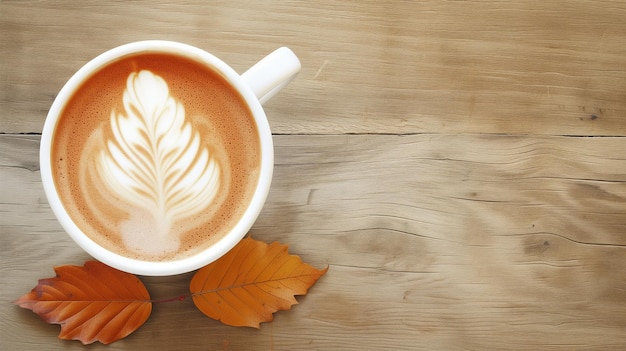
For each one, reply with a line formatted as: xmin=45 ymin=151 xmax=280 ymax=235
xmin=40 ymin=40 xmax=274 ymax=276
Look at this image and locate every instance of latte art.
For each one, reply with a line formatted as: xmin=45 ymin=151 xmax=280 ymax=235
xmin=52 ymin=52 xmax=260 ymax=262
xmin=89 ymin=70 xmax=221 ymax=256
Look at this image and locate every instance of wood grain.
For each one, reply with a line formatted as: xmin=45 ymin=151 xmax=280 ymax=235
xmin=3 ymin=133 xmax=626 ymax=350
xmin=2 ymin=1 xmax=626 ymax=135
xmin=2 ymin=0 xmax=626 ymax=350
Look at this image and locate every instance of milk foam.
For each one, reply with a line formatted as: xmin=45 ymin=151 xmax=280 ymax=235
xmin=87 ymin=70 xmax=221 ymax=256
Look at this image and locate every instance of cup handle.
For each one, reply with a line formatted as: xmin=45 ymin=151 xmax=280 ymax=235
xmin=240 ymin=47 xmax=301 ymax=105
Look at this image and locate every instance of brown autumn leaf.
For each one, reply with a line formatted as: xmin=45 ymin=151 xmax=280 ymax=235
xmin=14 ymin=260 xmax=152 ymax=345
xmin=190 ymin=237 xmax=328 ymax=328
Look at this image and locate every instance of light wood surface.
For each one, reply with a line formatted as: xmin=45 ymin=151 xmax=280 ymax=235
xmin=2 ymin=1 xmax=626 ymax=350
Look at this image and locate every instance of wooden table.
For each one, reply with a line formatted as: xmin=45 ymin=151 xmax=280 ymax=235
xmin=2 ymin=1 xmax=626 ymax=350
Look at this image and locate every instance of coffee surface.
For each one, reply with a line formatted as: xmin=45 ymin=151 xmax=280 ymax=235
xmin=52 ymin=53 xmax=260 ymax=261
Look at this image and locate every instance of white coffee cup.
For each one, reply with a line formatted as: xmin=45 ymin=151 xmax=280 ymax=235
xmin=40 ymin=40 xmax=300 ymax=276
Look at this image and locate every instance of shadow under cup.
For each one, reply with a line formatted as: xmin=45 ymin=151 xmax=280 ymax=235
xmin=40 ymin=41 xmax=278 ymax=276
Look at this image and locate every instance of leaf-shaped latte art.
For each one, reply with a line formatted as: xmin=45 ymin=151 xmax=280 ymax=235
xmin=97 ymin=70 xmax=220 ymax=256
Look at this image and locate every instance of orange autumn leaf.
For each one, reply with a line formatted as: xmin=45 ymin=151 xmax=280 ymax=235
xmin=190 ymin=237 xmax=328 ymax=328
xmin=14 ymin=260 xmax=151 ymax=345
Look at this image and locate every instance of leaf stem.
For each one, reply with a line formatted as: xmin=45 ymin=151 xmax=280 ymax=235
xmin=151 ymin=294 xmax=189 ymax=304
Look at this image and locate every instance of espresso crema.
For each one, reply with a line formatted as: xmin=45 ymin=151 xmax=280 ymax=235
xmin=52 ymin=53 xmax=260 ymax=261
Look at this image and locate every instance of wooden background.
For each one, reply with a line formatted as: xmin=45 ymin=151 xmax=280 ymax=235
xmin=2 ymin=1 xmax=626 ymax=350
